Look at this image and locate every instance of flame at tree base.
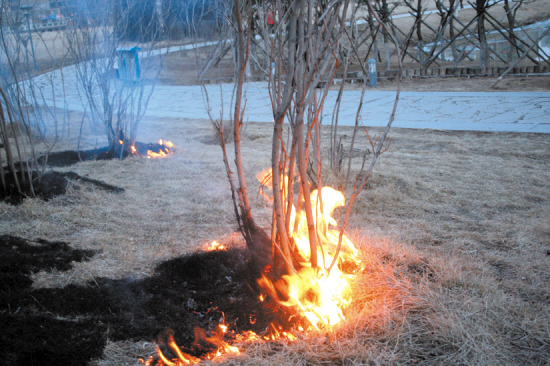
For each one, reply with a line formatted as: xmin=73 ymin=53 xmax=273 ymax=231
xmin=145 ymin=172 xmax=362 ymax=365
xmin=256 ymin=171 xmax=362 ymax=331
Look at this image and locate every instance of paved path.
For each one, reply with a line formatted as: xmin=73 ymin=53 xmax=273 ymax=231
xmin=146 ymin=82 xmax=550 ymax=133
xmin=31 ymin=69 xmax=550 ymax=133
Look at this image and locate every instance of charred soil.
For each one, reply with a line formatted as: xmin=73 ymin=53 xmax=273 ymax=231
xmin=39 ymin=141 xmax=174 ymax=167
xmin=1 ymin=139 xmax=176 ymax=205
xmin=0 ymin=235 xmax=294 ymax=366
xmin=0 ymin=170 xmax=124 ymax=205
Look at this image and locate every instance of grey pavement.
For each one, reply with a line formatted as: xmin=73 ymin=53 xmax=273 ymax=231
xmin=31 ymin=68 xmax=550 ymax=133
xmin=146 ymin=82 xmax=550 ymax=133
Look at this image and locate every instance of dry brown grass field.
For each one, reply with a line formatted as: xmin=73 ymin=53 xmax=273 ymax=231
xmin=2 ymin=107 xmax=549 ymax=364
xmin=3 ymin=5 xmax=550 ymax=361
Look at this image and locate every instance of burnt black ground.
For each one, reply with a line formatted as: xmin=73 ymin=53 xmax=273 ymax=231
xmin=39 ymin=141 xmax=172 ymax=167
xmin=0 ymin=170 xmax=124 ymax=205
xmin=3 ymin=143 xmax=169 ymax=205
xmin=0 ymin=235 xmax=294 ymax=366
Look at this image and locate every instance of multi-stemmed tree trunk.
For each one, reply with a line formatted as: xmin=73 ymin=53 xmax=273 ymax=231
xmin=476 ymin=0 xmax=489 ymax=69
xmin=217 ymin=0 xmax=399 ymax=281
xmin=219 ymin=0 xmax=351 ymax=276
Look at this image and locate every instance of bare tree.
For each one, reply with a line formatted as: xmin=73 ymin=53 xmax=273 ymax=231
xmin=0 ymin=0 xmax=71 ymax=198
xmin=403 ymin=0 xmax=426 ymax=63
xmin=65 ymin=0 xmax=162 ymax=158
xmin=162 ymin=0 xmax=221 ymax=39
xmin=214 ymin=0 xmax=400 ymax=300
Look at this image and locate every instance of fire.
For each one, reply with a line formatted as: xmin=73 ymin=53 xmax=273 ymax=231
xmin=143 ymin=322 xmax=302 ymax=365
xmin=160 ymin=139 xmax=174 ymax=148
xmin=146 ymin=169 xmax=361 ymax=365
xmin=257 ymin=176 xmax=361 ymax=330
xmin=147 ymin=140 xmax=174 ymax=159
xmin=127 ymin=139 xmax=175 ymax=158
xmin=142 ymin=323 xmax=244 ymax=365
xmin=204 ymin=240 xmax=227 ymax=252
xmin=147 ymin=150 xmax=167 ymax=158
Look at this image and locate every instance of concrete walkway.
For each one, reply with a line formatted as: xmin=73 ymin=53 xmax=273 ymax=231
xmin=146 ymin=82 xmax=550 ymax=133
xmin=31 ymin=67 xmax=550 ymax=133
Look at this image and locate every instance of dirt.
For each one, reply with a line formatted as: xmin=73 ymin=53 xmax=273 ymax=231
xmin=0 ymin=235 xmax=100 ymax=365
xmin=0 ymin=234 xmax=302 ymax=366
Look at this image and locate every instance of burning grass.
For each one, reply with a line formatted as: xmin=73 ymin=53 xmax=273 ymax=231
xmin=1 ymin=115 xmax=549 ymax=365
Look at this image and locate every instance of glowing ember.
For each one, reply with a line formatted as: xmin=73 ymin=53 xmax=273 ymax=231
xmin=204 ymin=240 xmax=227 ymax=251
xmin=160 ymin=139 xmax=174 ymax=148
xmin=147 ymin=150 xmax=167 ymax=158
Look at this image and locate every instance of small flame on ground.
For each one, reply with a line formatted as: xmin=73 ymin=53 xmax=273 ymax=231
xmin=204 ymin=240 xmax=227 ymax=252
xmin=147 ymin=139 xmax=175 ymax=159
xmin=142 ymin=323 xmax=244 ymax=365
xmin=128 ymin=139 xmax=175 ymax=159
xmin=143 ymin=323 xmax=301 ymax=365
xmin=147 ymin=150 xmax=168 ymax=158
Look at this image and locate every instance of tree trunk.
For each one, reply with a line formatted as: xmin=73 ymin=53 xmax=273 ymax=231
xmin=477 ymin=0 xmax=489 ymax=68
xmin=384 ymin=35 xmax=391 ymax=69
xmin=233 ymin=0 xmax=252 ymax=217
xmin=504 ymin=0 xmax=520 ymax=61
xmin=450 ymin=6 xmax=458 ymax=62
xmin=415 ymin=0 xmax=424 ymax=64
xmin=367 ymin=6 xmax=380 ymax=62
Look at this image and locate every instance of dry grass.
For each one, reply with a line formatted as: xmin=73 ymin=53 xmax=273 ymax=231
xmin=2 ymin=115 xmax=549 ymax=365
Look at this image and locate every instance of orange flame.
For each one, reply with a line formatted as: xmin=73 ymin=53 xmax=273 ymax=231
xmin=144 ymin=323 xmax=243 ymax=365
xmin=257 ymin=169 xmax=361 ymax=330
xmin=147 ymin=150 xmax=167 ymax=158
xmin=147 ymin=139 xmax=175 ymax=159
xmin=204 ymin=240 xmax=226 ymax=251
xmin=146 ymin=169 xmax=361 ymax=365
